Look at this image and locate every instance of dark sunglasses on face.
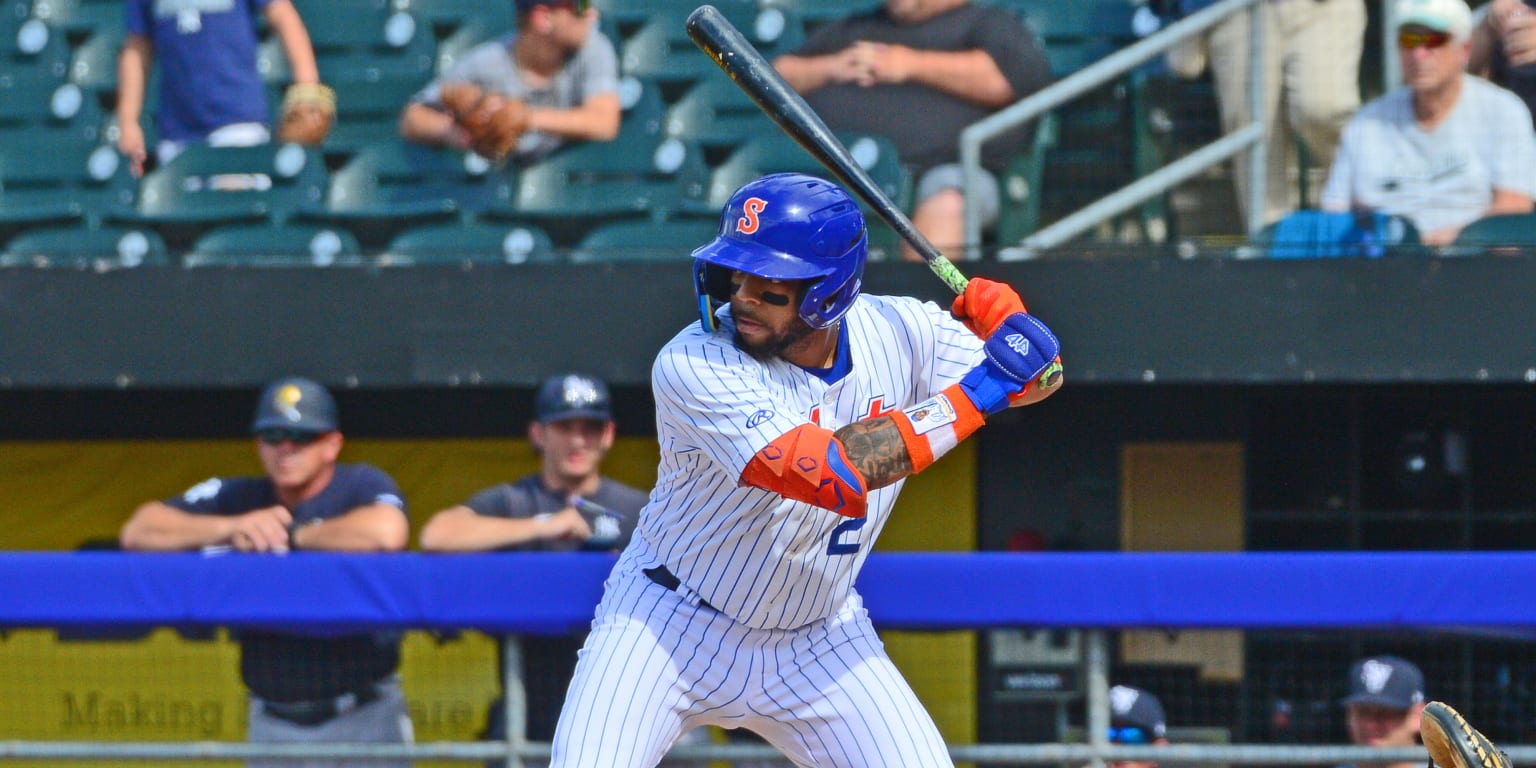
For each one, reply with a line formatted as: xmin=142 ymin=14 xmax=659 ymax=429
xmin=256 ymin=428 xmax=324 ymax=446
xmin=1107 ymin=726 xmax=1152 ymax=745
xmin=1398 ymin=29 xmax=1452 ymax=50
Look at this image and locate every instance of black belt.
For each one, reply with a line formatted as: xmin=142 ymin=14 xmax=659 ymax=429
xmin=261 ymin=684 xmax=382 ymax=727
xmin=643 ymin=565 xmax=717 ymax=611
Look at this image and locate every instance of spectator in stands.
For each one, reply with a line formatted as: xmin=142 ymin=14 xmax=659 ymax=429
xmin=1468 ymin=0 xmax=1536 ymax=129
xmin=398 ymin=0 xmax=620 ymax=163
xmin=771 ymin=0 xmax=1051 ymax=262
xmin=419 ymin=372 xmax=648 ymax=763
xmin=119 ymin=377 xmax=413 ymax=768
xmin=1103 ymin=685 xmax=1171 ymax=768
xmin=116 ymin=0 xmax=322 ymax=176
xmin=1342 ymin=655 xmax=1427 ymax=768
xmin=1321 ymin=0 xmax=1536 ymax=247
xmin=1161 ymin=0 xmax=1366 ymax=227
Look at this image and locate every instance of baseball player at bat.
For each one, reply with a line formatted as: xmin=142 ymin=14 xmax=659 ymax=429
xmin=549 ymin=172 xmax=1061 ymax=767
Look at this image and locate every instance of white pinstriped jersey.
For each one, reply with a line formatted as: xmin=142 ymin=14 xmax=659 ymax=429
xmin=634 ymin=293 xmax=986 ymax=631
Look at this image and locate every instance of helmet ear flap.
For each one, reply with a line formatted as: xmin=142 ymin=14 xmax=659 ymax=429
xmin=702 ymin=263 xmax=736 ymax=304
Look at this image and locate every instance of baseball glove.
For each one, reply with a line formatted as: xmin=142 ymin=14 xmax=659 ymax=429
xmin=1422 ymin=702 xmax=1511 ymax=768
xmin=440 ymin=82 xmax=529 ymax=161
xmin=276 ymin=83 xmax=336 ymax=146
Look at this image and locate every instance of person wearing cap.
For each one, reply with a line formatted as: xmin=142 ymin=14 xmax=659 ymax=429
xmin=399 ymin=0 xmax=620 ymax=163
xmin=120 ymin=376 xmax=413 ymax=767
xmin=420 ymin=372 xmax=648 ymax=762
xmin=1321 ymin=0 xmax=1536 ymax=246
xmin=1340 ymin=655 xmax=1428 ymax=768
xmin=1096 ymin=685 xmax=1171 ymax=768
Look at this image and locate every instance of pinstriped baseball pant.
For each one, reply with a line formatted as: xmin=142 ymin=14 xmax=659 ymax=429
xmin=550 ymin=561 xmax=954 ymax=767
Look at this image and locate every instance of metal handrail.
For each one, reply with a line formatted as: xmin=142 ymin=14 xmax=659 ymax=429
xmin=960 ymin=0 xmax=1267 ymax=260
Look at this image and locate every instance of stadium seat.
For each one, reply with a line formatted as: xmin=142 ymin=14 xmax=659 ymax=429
xmin=1448 ymin=213 xmax=1536 ymax=255
xmin=663 ymin=77 xmax=779 ymax=166
xmin=183 ymin=223 xmax=365 ymax=267
xmin=300 ymin=140 xmax=511 ymax=248
xmin=398 ymin=0 xmax=515 ymax=39
xmin=0 ymin=55 xmax=74 ymax=126
xmin=618 ymin=0 xmax=799 ymax=101
xmin=0 ymin=15 xmax=73 ymax=79
xmin=380 ymin=220 xmax=557 ymax=266
xmin=485 ymin=134 xmax=708 ymax=246
xmin=994 ymin=112 xmax=1059 ymax=246
xmin=68 ymin=27 xmax=120 ymax=96
xmin=999 ymin=0 xmax=1138 ymax=77
xmin=29 ymin=0 xmax=123 ymax=43
xmin=759 ymin=0 xmax=881 ymax=25
xmin=570 ymin=218 xmax=720 ymax=263
xmin=0 ymin=120 xmax=133 ymax=221
xmin=0 ymin=224 xmax=168 ymax=269
xmin=617 ymin=75 xmax=667 ymax=143
xmin=290 ymin=0 xmax=401 ymax=54
xmin=120 ymin=143 xmax=328 ymax=249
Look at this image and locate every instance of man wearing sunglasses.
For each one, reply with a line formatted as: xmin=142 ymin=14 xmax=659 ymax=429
xmin=400 ymin=0 xmax=620 ymax=163
xmin=120 ymin=376 xmax=413 ymax=768
xmin=1321 ymin=0 xmax=1536 ymax=246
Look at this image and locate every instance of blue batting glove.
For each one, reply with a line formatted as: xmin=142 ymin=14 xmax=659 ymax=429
xmin=958 ymin=312 xmax=1061 ymax=415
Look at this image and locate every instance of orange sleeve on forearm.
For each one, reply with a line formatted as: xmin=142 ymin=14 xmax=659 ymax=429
xmin=889 ymin=384 xmax=987 ymax=474
xmin=740 ymin=424 xmax=869 ymax=518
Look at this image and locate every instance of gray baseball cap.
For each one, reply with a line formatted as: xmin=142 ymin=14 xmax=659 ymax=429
xmin=251 ymin=376 xmax=338 ymax=433
xmin=1343 ymin=655 xmax=1425 ymax=710
xmin=534 ymin=373 xmax=612 ymax=423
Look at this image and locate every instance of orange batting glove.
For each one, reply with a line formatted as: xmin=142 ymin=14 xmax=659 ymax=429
xmin=951 ymin=277 xmax=1027 ymax=339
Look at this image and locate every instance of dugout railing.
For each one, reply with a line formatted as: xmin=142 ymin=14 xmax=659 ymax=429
xmin=3 ymin=552 xmax=1536 ymax=766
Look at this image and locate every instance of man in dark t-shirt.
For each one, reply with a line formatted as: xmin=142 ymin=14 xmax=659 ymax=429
xmin=773 ymin=0 xmax=1051 ymax=261
xmin=420 ymin=373 xmax=647 ymax=751
xmin=120 ymin=376 xmax=413 ymax=768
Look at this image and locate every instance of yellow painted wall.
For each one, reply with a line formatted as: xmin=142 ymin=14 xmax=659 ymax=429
xmin=0 ymin=436 xmax=976 ymax=759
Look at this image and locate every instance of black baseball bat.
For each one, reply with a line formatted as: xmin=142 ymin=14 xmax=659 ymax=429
xmin=685 ymin=4 xmax=969 ymax=295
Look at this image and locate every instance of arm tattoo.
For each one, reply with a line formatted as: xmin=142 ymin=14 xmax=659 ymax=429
xmin=835 ymin=416 xmax=913 ymax=490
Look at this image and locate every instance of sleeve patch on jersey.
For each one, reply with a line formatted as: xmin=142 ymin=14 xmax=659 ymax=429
xmin=901 ymin=394 xmax=959 ymax=436
xmin=740 ymin=424 xmax=869 ymax=518
xmin=746 ymin=409 xmax=775 ymax=428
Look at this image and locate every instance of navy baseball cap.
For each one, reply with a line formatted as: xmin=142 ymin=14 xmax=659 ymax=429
xmin=251 ymin=376 xmax=338 ymax=434
xmin=1110 ymin=685 xmax=1167 ymax=739
xmin=535 ymin=373 xmax=612 ymax=423
xmin=1343 ymin=655 xmax=1425 ymax=710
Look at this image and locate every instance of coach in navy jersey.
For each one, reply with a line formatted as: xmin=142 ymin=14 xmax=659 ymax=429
xmin=548 ymin=173 xmax=1063 ymax=767
xmin=420 ymin=372 xmax=647 ymax=756
xmin=120 ymin=376 xmax=413 ymax=768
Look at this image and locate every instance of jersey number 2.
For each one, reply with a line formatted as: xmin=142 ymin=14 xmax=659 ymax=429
xmin=826 ymin=517 xmax=867 ymax=556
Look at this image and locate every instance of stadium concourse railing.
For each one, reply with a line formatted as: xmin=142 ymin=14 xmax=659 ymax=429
xmin=5 ymin=552 xmax=1536 ymax=765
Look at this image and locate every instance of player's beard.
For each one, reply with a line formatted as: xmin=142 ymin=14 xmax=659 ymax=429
xmin=733 ymin=315 xmax=816 ymax=362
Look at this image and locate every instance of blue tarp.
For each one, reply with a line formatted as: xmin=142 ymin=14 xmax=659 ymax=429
xmin=1 ymin=552 xmax=1531 ymax=634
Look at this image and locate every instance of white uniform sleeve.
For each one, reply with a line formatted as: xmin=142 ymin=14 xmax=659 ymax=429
xmin=652 ymin=337 xmax=809 ymax=480
xmin=907 ymin=298 xmax=987 ymax=402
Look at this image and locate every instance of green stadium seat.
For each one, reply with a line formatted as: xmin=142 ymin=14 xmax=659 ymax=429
xmin=120 ymin=143 xmax=328 ymax=249
xmin=290 ymin=0 xmax=400 ymax=53
xmin=484 ymin=134 xmax=708 ymax=246
xmin=0 ymin=225 xmax=168 ymax=269
xmin=663 ymin=77 xmax=779 ymax=166
xmin=994 ymin=112 xmax=1058 ymax=246
xmin=183 ymin=223 xmax=365 ymax=267
xmin=0 ymin=15 xmax=73 ymax=78
xmin=758 ymin=0 xmax=882 ymax=24
xmin=398 ymin=0 xmax=515 ymax=38
xmin=617 ymin=75 xmax=666 ymax=142
xmin=68 ymin=27 xmax=120 ymax=96
xmin=380 ymin=221 xmax=557 ymax=266
xmin=300 ymin=140 xmax=511 ymax=248
xmin=0 ymin=58 xmax=74 ymax=126
xmin=570 ymin=218 xmax=720 ymax=263
xmin=1448 ymin=213 xmax=1536 ymax=254
xmin=618 ymin=1 xmax=799 ymax=101
xmin=310 ymin=51 xmax=437 ymax=157
xmin=29 ymin=0 xmax=123 ymax=43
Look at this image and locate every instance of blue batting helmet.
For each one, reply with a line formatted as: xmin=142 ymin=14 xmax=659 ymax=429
xmin=692 ymin=173 xmax=867 ymax=331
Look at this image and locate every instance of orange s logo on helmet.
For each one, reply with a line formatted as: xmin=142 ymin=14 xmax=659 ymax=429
xmin=736 ymin=197 xmax=767 ymax=234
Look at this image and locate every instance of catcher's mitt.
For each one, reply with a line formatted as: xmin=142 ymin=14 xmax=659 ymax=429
xmin=277 ymin=83 xmax=336 ymax=146
xmin=440 ymin=82 xmax=529 ymax=161
xmin=1422 ymin=702 xmax=1510 ymax=768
